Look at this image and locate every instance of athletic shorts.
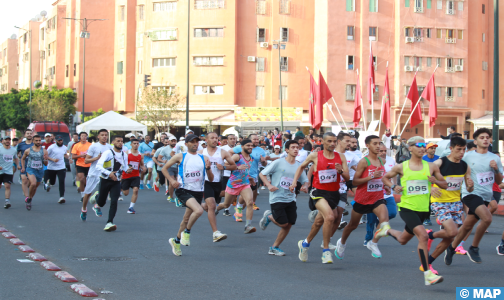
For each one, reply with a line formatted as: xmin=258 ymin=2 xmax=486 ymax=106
xmin=0 ymin=174 xmax=13 ymax=184
xmin=157 ymin=171 xmax=166 ymax=186
xmin=121 ymin=177 xmax=140 ymax=190
xmin=167 ymin=167 xmax=178 ymax=178
xmin=353 ymin=199 xmax=386 ymax=215
xmin=430 ymin=201 xmax=463 ymax=225
xmin=204 ymin=181 xmax=222 ymax=202
xmin=399 ymin=208 xmax=430 ymax=235
xmin=309 ymin=188 xmax=340 ymax=211
xmin=26 ymin=167 xmax=43 ymax=183
xmin=492 ymin=191 xmax=501 ymax=202
xmin=250 ymin=180 xmax=258 ymax=191
xmin=340 ymin=192 xmax=348 ymax=204
xmin=84 ymin=175 xmax=100 ymax=194
xmin=221 ymin=176 xmax=230 ymax=191
xmin=145 ymin=160 xmax=154 ymax=169
xmin=76 ymin=166 xmax=90 ymax=177
xmin=175 ymin=188 xmax=204 ymax=206
xmin=271 ymin=201 xmax=297 ymax=225
xmin=462 ymin=194 xmax=489 ymax=220
xmin=226 ymin=184 xmax=251 ymax=196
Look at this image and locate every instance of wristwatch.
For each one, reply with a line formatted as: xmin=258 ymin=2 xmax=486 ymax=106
xmin=223 ymin=165 xmax=226 ymax=170
xmin=391 ymin=184 xmax=397 ymax=190
xmin=370 ymin=174 xmax=374 ymax=179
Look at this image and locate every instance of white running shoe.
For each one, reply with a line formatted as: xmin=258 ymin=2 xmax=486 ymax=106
xmin=320 ymin=241 xmax=337 ymax=251
xmin=58 ymin=197 xmax=65 ymax=204
xmin=213 ymin=231 xmax=227 ymax=242
xmin=118 ymin=197 xmax=123 ymax=201
xmin=334 ymin=238 xmax=346 ymax=260
xmin=424 ymin=270 xmax=443 ymax=286
xmin=298 ymin=240 xmax=309 ymax=262
xmin=366 ymin=241 xmax=382 ymax=258
xmin=90 ymin=191 xmax=99 ymax=205
xmin=322 ymin=251 xmax=333 ymax=264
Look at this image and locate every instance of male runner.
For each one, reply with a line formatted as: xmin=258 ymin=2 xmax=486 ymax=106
xmin=72 ymin=132 xmax=92 ymax=201
xmin=121 ymin=139 xmax=144 ymax=214
xmin=20 ymin=135 xmax=48 ymax=211
xmin=382 ymin=136 xmax=447 ymax=286
xmin=139 ymin=135 xmax=154 ymax=189
xmin=259 ymin=140 xmax=309 ymax=256
xmin=1 ymin=137 xmax=19 ymax=208
xmin=220 ymin=134 xmax=237 ymax=216
xmin=17 ymin=129 xmax=34 ymax=199
xmin=152 ymin=137 xmax=170 ymax=193
xmin=199 ymin=132 xmax=237 ymax=242
xmin=154 ymin=136 xmax=178 ymax=202
xmin=41 ymin=133 xmax=55 ymax=190
xmin=95 ymin=136 xmax=132 ymax=231
xmin=163 ymin=134 xmax=213 ymax=256
xmin=11 ymin=138 xmax=19 ymax=180
xmin=67 ymin=133 xmax=79 ymax=186
xmin=335 ymin=135 xmax=391 ymax=260
xmin=443 ymin=128 xmax=502 ymax=264
xmin=45 ymin=136 xmax=69 ymax=203
xmin=293 ymin=132 xmax=349 ymax=264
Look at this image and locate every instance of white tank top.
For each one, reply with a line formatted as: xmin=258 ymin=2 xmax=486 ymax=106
xmin=177 ymin=153 xmax=206 ymax=192
xmin=203 ymin=146 xmax=223 ymax=182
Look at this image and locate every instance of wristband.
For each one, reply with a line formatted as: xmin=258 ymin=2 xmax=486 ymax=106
xmin=370 ymin=174 xmax=374 ymax=179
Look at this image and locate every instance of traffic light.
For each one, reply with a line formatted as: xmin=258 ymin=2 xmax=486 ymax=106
xmin=144 ymin=74 xmax=151 ymax=87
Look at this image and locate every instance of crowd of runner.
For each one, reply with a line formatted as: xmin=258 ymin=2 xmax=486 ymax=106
xmin=1 ymin=126 xmax=503 ymax=286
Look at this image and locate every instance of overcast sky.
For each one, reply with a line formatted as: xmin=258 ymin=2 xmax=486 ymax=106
xmin=0 ymin=0 xmax=53 ymax=41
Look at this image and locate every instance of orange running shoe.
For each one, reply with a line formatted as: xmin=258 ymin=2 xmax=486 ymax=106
xmin=253 ymin=204 xmax=260 ymax=210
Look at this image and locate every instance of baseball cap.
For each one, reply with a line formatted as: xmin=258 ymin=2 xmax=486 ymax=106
xmin=200 ymin=141 xmax=207 ymax=145
xmin=185 ymin=134 xmax=199 ymax=143
xmin=44 ymin=133 xmax=52 ymax=137
xmin=55 ymin=135 xmax=63 ymax=141
xmin=274 ymin=145 xmax=280 ymax=149
xmin=426 ymin=142 xmax=438 ymax=149
xmin=169 ymin=136 xmax=177 ymax=141
xmin=3 ymin=136 xmax=11 ymax=140
xmin=200 ymin=134 xmax=205 ymax=137
xmin=186 ymin=129 xmax=194 ymax=134
xmin=286 ymin=130 xmax=291 ymax=134
xmin=179 ymin=137 xmax=185 ymax=141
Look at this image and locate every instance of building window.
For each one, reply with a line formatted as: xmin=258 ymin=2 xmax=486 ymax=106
xmin=457 ymin=58 xmax=463 ymax=66
xmin=138 ymin=60 xmax=143 ymax=74
xmin=404 ymin=56 xmax=410 ymax=66
xmin=256 ymin=86 xmax=264 ymax=100
xmin=138 ymin=5 xmax=145 ymax=20
xmin=119 ymin=6 xmax=125 ymax=21
xmin=483 ymin=33 xmax=485 ymax=42
xmin=117 ymin=61 xmax=124 ymax=74
xmin=369 ymin=0 xmax=378 ymax=12
xmin=457 ymin=30 xmax=463 ymax=40
xmin=40 ymin=28 xmax=44 ymax=40
xmin=436 ymin=87 xmax=442 ymax=96
xmin=446 ymin=29 xmax=454 ymax=39
xmin=256 ymin=57 xmax=265 ymax=71
xmin=426 ymin=28 xmax=431 ymax=38
xmin=482 ymin=4 xmax=485 ymax=14
xmin=457 ymin=87 xmax=462 ymax=97
xmin=457 ymin=1 xmax=463 ymax=11
xmin=280 ymin=0 xmax=291 ymax=14
xmin=256 ymin=0 xmax=266 ymax=14
xmin=195 ymin=0 xmax=225 ymax=9
xmin=257 ymin=28 xmax=266 ymax=42
xmin=482 ymin=89 xmax=485 ymax=99
xmin=153 ymin=1 xmax=177 ymax=11
xmin=446 ymin=87 xmax=453 ymax=97
xmin=413 ymin=28 xmax=423 ymax=41
xmin=193 ymin=56 xmax=224 ymax=66
xmin=436 ymin=0 xmax=442 ymax=9
xmin=405 ymin=27 xmax=411 ymax=37
xmin=436 ymin=29 xmax=442 ymax=38
xmin=446 ymin=0 xmax=455 ymax=14
xmin=74 ymin=64 xmax=76 ymax=76
xmin=65 ymin=65 xmax=69 ymax=77
xmin=414 ymin=0 xmax=423 ymax=12
xmin=280 ymin=57 xmax=288 ymax=71
xmin=194 ymin=28 xmax=224 ymax=38
xmin=153 ymin=58 xmax=176 ymax=67
xmin=280 ymin=28 xmax=289 ymax=42
xmin=346 ymin=55 xmax=354 ymax=70
xmin=346 ymin=0 xmax=355 ymax=11
xmin=137 ymin=32 xmax=143 ymax=47
xmin=346 ymin=84 xmax=356 ymax=100
xmin=414 ymin=57 xmax=422 ymax=69
xmin=369 ymin=27 xmax=377 ymax=41
xmin=194 ymin=85 xmax=224 ymax=95
xmin=483 ymin=61 xmax=488 ymax=71
xmin=150 ymin=29 xmax=178 ymax=40
xmin=347 ymin=26 xmax=354 ymax=40
xmin=445 ymin=58 xmax=454 ymax=71
xmin=119 ymin=34 xmax=125 ymax=49
xmin=426 ymin=57 xmax=432 ymax=67
xmin=418 ymin=86 xmax=425 ymax=95
xmin=436 ymin=57 xmax=441 ymax=66
xmin=427 ymin=0 xmax=432 ymax=9
xmin=405 ymin=0 xmax=410 ymax=7
xmin=404 ymin=85 xmax=410 ymax=96
xmin=373 ymin=85 xmax=379 ymax=100
xmin=279 ymin=86 xmax=288 ymax=100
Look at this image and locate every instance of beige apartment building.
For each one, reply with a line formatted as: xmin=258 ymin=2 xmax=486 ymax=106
xmin=17 ymin=20 xmax=42 ymax=91
xmin=0 ymin=37 xmax=18 ymax=94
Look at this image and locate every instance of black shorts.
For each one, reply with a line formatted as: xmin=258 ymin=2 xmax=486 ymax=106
xmin=271 ymin=201 xmax=297 ymax=225
xmin=308 ymin=188 xmax=340 ymax=211
xmin=0 ymin=174 xmax=13 ymax=184
xmin=204 ymin=181 xmax=222 ymax=203
xmin=340 ymin=192 xmax=348 ymax=204
xmin=353 ymin=199 xmax=386 ymax=215
xmin=221 ymin=176 xmax=230 ymax=191
xmin=175 ymin=188 xmax=204 ymax=206
xmin=492 ymin=191 xmax=501 ymax=202
xmin=399 ymin=208 xmax=430 ymax=235
xmin=462 ymin=194 xmax=489 ymax=220
xmin=157 ymin=171 xmax=166 ymax=186
xmin=121 ymin=177 xmax=140 ymax=190
xmin=76 ymin=166 xmax=89 ymax=177
xmin=295 ymin=181 xmax=302 ymax=195
xmin=250 ymin=181 xmax=258 ymax=191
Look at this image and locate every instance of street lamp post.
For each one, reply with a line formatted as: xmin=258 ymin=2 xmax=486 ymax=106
xmin=273 ymin=40 xmax=286 ymax=132
xmin=14 ymin=26 xmax=32 ymax=123
xmin=185 ymin=0 xmax=191 ymax=133
xmin=492 ymin=0 xmax=499 ymax=151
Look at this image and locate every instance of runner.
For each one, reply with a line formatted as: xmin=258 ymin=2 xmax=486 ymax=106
xmin=45 ymin=136 xmax=69 ymax=204
xmin=95 ymin=136 xmax=132 ymax=231
xmin=215 ymin=139 xmax=256 ymax=231
xmin=67 ymin=133 xmax=79 ymax=186
xmin=121 ymin=139 xmax=144 ymax=214
xmin=199 ymin=132 xmax=237 ymax=242
xmin=11 ymin=138 xmax=19 ymax=180
xmin=171 ymin=129 xmax=203 ymax=157
xmin=124 ymin=133 xmax=136 ymax=150
xmin=41 ymin=133 xmax=55 ymax=190
xmin=72 ymin=132 xmax=92 ymax=201
xmin=17 ymin=129 xmax=34 ymax=199
xmin=164 ymin=134 xmax=213 ymax=256
xmin=20 ymin=135 xmax=48 ymax=211
xmin=382 ymin=136 xmax=447 ymax=286
xmin=443 ymin=128 xmax=502 ymax=264
xmin=152 ymin=137 xmax=170 ymax=194
xmin=335 ymin=135 xmax=391 ymax=260
xmin=293 ymin=132 xmax=349 ymax=264
xmin=258 ymin=140 xmax=309 ymax=256
xmin=1 ymin=137 xmax=19 ymax=209
xmin=220 ymin=134 xmax=237 ymax=216
xmin=139 ymin=135 xmax=154 ymax=189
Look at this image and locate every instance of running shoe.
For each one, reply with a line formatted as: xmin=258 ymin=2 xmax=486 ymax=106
xmin=233 ymin=212 xmax=243 ymax=222
xmin=222 ymin=209 xmax=231 ymax=216
xmin=423 ymin=219 xmax=432 ymax=226
xmin=80 ymin=210 xmax=87 ymax=221
xmin=104 ymin=222 xmax=117 ymax=232
xmin=320 ymin=241 xmax=337 ymax=251
xmin=25 ymin=197 xmax=32 ymax=211
xmin=497 ymin=244 xmax=504 ymax=256
xmin=342 ymin=209 xmax=349 ymax=216
xmin=235 ymin=207 xmax=243 ymax=217
xmin=213 ymin=231 xmax=227 ymax=242
xmin=4 ymin=200 xmax=11 ymax=209
xmin=308 ymin=210 xmax=318 ymax=223
xmin=154 ymin=182 xmax=160 ymax=192
xmin=167 ymin=196 xmax=172 ymax=202
xmin=181 ymin=232 xmax=190 ymax=246
xmin=419 ymin=264 xmax=439 ymax=275
xmin=45 ymin=180 xmax=51 ymax=192
xmin=260 ymin=186 xmax=266 ymax=190
xmin=366 ymin=241 xmax=382 ymax=258
xmin=92 ymin=204 xmax=102 ymax=217
xmin=139 ymin=183 xmax=144 ymax=190
xmin=171 ymin=197 xmax=177 ymax=203
xmin=165 ymin=189 xmax=169 ymax=196
xmin=467 ymin=247 xmax=482 ymax=263
xmin=43 ymin=181 xmax=47 ymax=190
xmin=338 ymin=221 xmax=348 ymax=230
xmin=80 ymin=197 xmax=83 ymax=202
xmin=334 ymin=238 xmax=346 ymax=260
xmin=146 ymin=183 xmax=152 ymax=190
xmin=363 ymin=240 xmax=370 ymax=247
xmin=244 ymin=225 xmax=256 ymax=234
xmin=268 ymin=247 xmax=285 ymax=256
xmin=169 ymin=238 xmax=182 ymax=256
xmin=73 ymin=181 xmax=76 ymax=186
xmin=359 ymin=215 xmax=367 ymax=225
xmin=118 ymin=197 xmax=123 ymax=201
xmin=90 ymin=191 xmax=99 ymax=205
xmin=127 ymin=207 xmax=136 ymax=214
xmin=455 ymin=245 xmax=467 ymax=255
xmin=298 ymin=240 xmax=309 ymax=262
xmin=424 ymin=270 xmax=443 ymax=286
xmin=444 ymin=247 xmax=455 ymax=265
xmin=58 ymin=197 xmax=65 ymax=204
xmin=256 ymin=190 xmax=260 ymax=195
xmin=259 ymin=210 xmax=272 ymax=230
xmin=374 ymin=222 xmax=390 ymax=240
xmin=322 ymin=251 xmax=333 ymax=264
xmin=253 ymin=204 xmax=260 ymax=210
xmin=426 ymin=229 xmax=433 ymax=252
xmin=175 ymin=198 xmax=182 ymax=207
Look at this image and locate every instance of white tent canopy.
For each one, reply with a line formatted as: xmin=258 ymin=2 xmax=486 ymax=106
xmin=76 ymin=111 xmax=148 ymax=136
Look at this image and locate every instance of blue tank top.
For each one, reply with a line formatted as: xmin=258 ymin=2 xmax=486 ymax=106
xmin=28 ymin=146 xmax=44 ymax=170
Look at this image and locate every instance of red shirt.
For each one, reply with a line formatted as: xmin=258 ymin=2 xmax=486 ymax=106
xmin=123 ymin=152 xmax=142 ymax=179
xmin=354 ymin=157 xmax=385 ymax=205
xmin=42 ymin=142 xmax=54 ymax=149
xmin=313 ymin=151 xmax=342 ymax=191
xmin=492 ymin=182 xmax=502 ymax=193
xmin=273 ymin=134 xmax=282 ymax=147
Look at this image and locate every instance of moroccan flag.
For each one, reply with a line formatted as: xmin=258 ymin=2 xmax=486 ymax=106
xmin=353 ymin=72 xmax=362 ymax=128
xmin=309 ymin=71 xmax=320 ymax=128
xmin=319 ymin=71 xmax=333 ymax=104
xmin=407 ymin=73 xmax=422 ymax=128
xmin=381 ymin=67 xmax=391 ymax=129
xmin=367 ymin=45 xmax=375 ymax=105
xmin=421 ymin=72 xmax=438 ymax=127
xmin=315 ymin=71 xmax=333 ymax=129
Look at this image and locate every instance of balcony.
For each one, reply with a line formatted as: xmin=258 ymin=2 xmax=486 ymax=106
xmin=446 ymin=9 xmax=455 ymax=15
xmin=194 ymin=0 xmax=225 ymax=9
xmin=414 ymin=36 xmax=423 ymax=42
xmin=445 ymin=67 xmax=455 ymax=73
xmin=445 ymin=96 xmax=455 ymax=102
xmin=445 ymin=38 xmax=457 ymax=44
xmin=414 ymin=6 xmax=424 ymax=13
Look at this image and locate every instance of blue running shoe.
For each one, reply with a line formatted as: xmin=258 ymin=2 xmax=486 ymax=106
xmin=175 ymin=198 xmax=182 ymax=207
xmin=92 ymin=204 xmax=102 ymax=217
xmin=139 ymin=183 xmax=144 ymax=190
xmin=146 ymin=183 xmax=152 ymax=189
xmin=127 ymin=207 xmax=136 ymax=214
xmin=423 ymin=219 xmax=432 ymax=226
xmin=81 ymin=211 xmax=87 ymax=221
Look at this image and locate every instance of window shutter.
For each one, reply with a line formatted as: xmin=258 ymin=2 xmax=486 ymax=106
xmin=458 ymin=1 xmax=463 ymax=10
xmin=369 ymin=0 xmax=375 ymax=12
xmin=405 ymin=0 xmax=410 ymax=7
xmin=346 ymin=0 xmax=353 ymax=11
xmin=426 ymin=0 xmax=431 ymax=9
xmin=437 ymin=0 xmax=442 ymax=9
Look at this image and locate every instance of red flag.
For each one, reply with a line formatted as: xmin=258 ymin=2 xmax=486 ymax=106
xmin=319 ymin=71 xmax=333 ymax=104
xmin=308 ymin=71 xmax=319 ymax=128
xmin=353 ymin=72 xmax=362 ymax=128
xmin=315 ymin=71 xmax=332 ymax=129
xmin=407 ymin=73 xmax=422 ymax=128
xmin=367 ymin=45 xmax=375 ymax=105
xmin=421 ymin=72 xmax=438 ymax=127
xmin=381 ymin=67 xmax=391 ymax=129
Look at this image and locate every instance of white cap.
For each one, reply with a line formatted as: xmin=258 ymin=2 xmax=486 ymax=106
xmin=44 ymin=133 xmax=52 ymax=137
xmin=186 ymin=129 xmax=194 ymax=134
xmin=179 ymin=137 xmax=185 ymax=141
xmin=274 ymin=145 xmax=281 ymax=149
xmin=200 ymin=141 xmax=207 ymax=145
xmin=169 ymin=135 xmax=177 ymax=141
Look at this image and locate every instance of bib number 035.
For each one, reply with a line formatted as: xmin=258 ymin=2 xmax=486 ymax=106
xmin=406 ymin=180 xmax=429 ymax=195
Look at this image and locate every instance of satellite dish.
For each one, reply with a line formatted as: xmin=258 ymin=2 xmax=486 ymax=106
xmin=40 ymin=10 xmax=47 ymax=17
xmin=35 ymin=14 xmax=41 ymax=21
xmin=10 ymin=34 xmax=17 ymax=39
xmin=33 ymin=80 xmax=41 ymax=88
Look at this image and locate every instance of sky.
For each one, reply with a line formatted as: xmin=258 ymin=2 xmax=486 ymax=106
xmin=0 ymin=0 xmax=54 ymax=41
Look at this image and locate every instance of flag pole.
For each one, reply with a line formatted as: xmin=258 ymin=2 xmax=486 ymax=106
xmin=370 ymin=42 xmax=374 ymax=122
xmin=326 ymin=103 xmax=343 ymax=129
xmin=392 ymin=67 xmax=419 ymax=135
xmin=331 ymin=97 xmax=350 ymax=131
xmin=378 ymin=61 xmax=388 ymax=135
xmin=357 ymin=69 xmax=367 ymax=131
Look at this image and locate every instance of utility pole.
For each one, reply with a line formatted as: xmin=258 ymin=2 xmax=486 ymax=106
xmin=273 ymin=40 xmax=286 ymax=132
xmin=492 ymin=0 xmax=499 ymax=151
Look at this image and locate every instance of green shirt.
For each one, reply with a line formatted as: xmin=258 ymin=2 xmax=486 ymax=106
xmin=398 ymin=160 xmax=431 ymax=212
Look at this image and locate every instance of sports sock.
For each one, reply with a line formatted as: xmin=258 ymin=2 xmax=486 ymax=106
xmin=174 ymin=237 xmax=180 ymax=243
xmin=81 ymin=209 xmax=87 ymax=213
xmin=5 ymin=198 xmax=9 ymax=202
xmin=428 ymin=231 xmax=435 ymax=240
xmin=428 ymin=255 xmax=436 ymax=264
xmin=302 ymin=239 xmax=310 ymax=247
xmin=184 ymin=228 xmax=191 ymax=234
xmin=140 ymin=180 xmax=144 ymax=184
xmin=458 ymin=241 xmax=465 ymax=247
xmin=130 ymin=202 xmax=135 ymax=208
xmin=322 ymin=249 xmax=330 ymax=252
xmin=237 ymin=203 xmax=243 ymax=209
xmin=246 ymin=220 xmax=252 ymax=226
xmin=81 ymin=192 xmax=85 ymax=197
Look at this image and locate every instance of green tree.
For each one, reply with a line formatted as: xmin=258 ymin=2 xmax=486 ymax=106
xmin=30 ymin=86 xmax=76 ymax=122
xmin=0 ymin=88 xmax=30 ymax=130
xmin=84 ymin=108 xmax=108 ymax=122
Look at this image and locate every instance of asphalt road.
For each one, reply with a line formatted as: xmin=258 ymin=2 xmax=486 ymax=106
xmin=1 ymin=175 xmax=503 ymax=300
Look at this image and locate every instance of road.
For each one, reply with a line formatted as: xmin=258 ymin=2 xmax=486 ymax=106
xmin=1 ymin=176 xmax=503 ymax=300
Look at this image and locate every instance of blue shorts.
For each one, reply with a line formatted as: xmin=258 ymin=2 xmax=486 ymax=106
xmin=26 ymin=167 xmax=44 ymax=183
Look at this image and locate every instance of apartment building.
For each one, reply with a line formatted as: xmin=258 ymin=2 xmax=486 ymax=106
xmin=0 ymin=37 xmax=18 ymax=94
xmin=17 ymin=20 xmax=42 ymax=91
xmin=39 ymin=4 xmax=66 ymax=89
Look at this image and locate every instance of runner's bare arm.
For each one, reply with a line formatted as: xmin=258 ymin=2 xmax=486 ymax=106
xmin=464 ymin=165 xmax=474 ymax=192
xmin=84 ymin=153 xmax=101 ymax=164
xmin=292 ymin=152 xmax=316 ymax=184
xmin=382 ymin=164 xmax=404 ymax=193
xmin=490 ymin=160 xmax=503 ymax=185
xmin=352 ymin=159 xmax=373 ymax=186
xmin=20 ymin=148 xmax=30 ymax=171
xmin=338 ymin=153 xmax=350 ymax=182
xmin=220 ymin=150 xmax=237 ymax=171
xmin=428 ymin=163 xmax=448 ymax=189
xmin=433 ymin=158 xmax=443 ymax=168
xmin=258 ymin=172 xmax=277 ymax=192
xmin=205 ymin=157 xmax=214 ymax=182
xmin=306 ymin=164 xmax=314 ymax=183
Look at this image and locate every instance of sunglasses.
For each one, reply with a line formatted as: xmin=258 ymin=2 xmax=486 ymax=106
xmin=413 ymin=142 xmax=427 ymax=148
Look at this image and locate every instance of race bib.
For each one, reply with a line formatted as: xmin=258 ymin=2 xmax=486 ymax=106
xmin=406 ymin=180 xmax=429 ymax=195
xmin=476 ymin=171 xmax=494 ymax=186
xmin=130 ymin=161 xmax=139 ymax=170
xmin=339 ymin=176 xmax=347 ymax=193
xmin=185 ymin=170 xmax=202 ymax=182
xmin=446 ymin=176 xmax=464 ymax=191
xmin=280 ymin=176 xmax=294 ymax=190
xmin=318 ymin=169 xmax=338 ymax=183
xmin=367 ymin=179 xmax=383 ymax=192
xmin=209 ymin=157 xmax=220 ymax=171
xmin=3 ymin=155 xmax=13 ymax=163
xmin=30 ymin=160 xmax=42 ymax=169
